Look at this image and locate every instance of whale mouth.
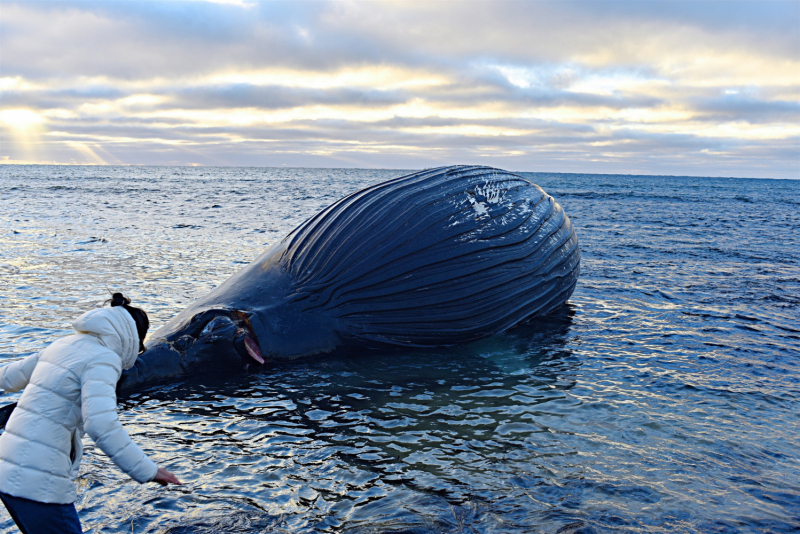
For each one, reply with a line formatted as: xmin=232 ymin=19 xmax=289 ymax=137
xmin=158 ymin=308 xmax=266 ymax=367
xmin=232 ymin=327 xmax=264 ymax=366
xmin=229 ymin=310 xmax=265 ymax=365
xmin=121 ymin=308 xmax=267 ymax=390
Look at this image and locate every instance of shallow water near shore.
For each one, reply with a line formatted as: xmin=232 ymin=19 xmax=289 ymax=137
xmin=0 ymin=165 xmax=798 ymax=533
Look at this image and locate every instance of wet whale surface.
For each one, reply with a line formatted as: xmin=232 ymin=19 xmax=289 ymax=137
xmin=1 ymin=166 xmax=799 ymax=533
xmin=124 ymin=166 xmax=579 ymax=388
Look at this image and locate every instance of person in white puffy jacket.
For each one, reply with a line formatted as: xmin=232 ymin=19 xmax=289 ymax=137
xmin=0 ymin=293 xmax=181 ymax=534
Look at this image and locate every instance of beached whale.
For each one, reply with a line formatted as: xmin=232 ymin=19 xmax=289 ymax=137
xmin=118 ymin=165 xmax=580 ymax=390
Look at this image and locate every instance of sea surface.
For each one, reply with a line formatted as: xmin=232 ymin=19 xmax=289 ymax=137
xmin=0 ymin=165 xmax=798 ymax=533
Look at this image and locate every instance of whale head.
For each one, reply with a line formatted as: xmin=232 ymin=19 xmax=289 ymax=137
xmin=118 ymin=308 xmax=265 ymax=391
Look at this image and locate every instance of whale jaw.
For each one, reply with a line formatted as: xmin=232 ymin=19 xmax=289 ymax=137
xmin=118 ymin=308 xmax=265 ymax=391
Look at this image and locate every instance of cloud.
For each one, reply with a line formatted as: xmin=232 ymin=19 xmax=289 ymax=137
xmin=0 ymin=0 xmax=798 ymax=177
xmin=692 ymin=94 xmax=800 ymax=124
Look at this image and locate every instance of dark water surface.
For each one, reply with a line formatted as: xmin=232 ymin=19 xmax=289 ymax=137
xmin=0 ymin=166 xmax=798 ymax=533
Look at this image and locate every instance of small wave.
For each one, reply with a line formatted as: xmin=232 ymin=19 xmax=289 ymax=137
xmin=0 ymin=263 xmax=20 ymax=275
xmin=77 ymin=237 xmax=107 ymax=244
xmin=159 ymin=511 xmax=285 ymax=533
xmin=47 ymin=185 xmax=78 ymax=191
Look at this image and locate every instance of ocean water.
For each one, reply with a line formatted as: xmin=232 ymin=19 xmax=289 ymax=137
xmin=0 ymin=165 xmax=798 ymax=533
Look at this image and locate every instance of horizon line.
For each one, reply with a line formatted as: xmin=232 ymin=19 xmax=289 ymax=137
xmin=0 ymin=162 xmax=793 ymax=181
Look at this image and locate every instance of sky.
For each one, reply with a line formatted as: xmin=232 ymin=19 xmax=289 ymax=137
xmin=1 ymin=0 xmax=798 ymax=178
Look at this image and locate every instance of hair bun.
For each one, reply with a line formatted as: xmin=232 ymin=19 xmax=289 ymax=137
xmin=110 ymin=292 xmax=131 ymax=307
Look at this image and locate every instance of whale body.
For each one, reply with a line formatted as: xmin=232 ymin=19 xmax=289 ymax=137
xmin=119 ymin=166 xmax=580 ymax=390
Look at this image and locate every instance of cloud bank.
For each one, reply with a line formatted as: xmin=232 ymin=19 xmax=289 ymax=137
xmin=1 ymin=0 xmax=798 ymax=177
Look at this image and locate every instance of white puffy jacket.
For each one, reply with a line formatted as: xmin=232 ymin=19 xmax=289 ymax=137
xmin=0 ymin=306 xmax=158 ymax=504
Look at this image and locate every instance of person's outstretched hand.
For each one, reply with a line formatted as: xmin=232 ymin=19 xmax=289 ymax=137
xmin=152 ymin=466 xmax=182 ymax=486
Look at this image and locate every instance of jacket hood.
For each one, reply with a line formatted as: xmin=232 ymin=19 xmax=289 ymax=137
xmin=73 ymin=306 xmax=140 ymax=370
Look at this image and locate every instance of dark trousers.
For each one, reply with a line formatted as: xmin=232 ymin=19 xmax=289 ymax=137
xmin=0 ymin=491 xmax=82 ymax=534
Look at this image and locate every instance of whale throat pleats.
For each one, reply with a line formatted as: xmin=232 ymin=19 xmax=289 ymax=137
xmin=278 ymin=166 xmax=580 ymax=347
